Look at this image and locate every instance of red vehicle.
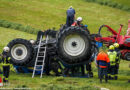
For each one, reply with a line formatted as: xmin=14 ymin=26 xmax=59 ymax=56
xmin=95 ymin=24 xmax=130 ymax=61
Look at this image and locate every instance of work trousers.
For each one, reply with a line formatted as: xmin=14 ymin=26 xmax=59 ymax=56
xmin=66 ymin=15 xmax=74 ymax=27
xmin=3 ymin=65 xmax=10 ymax=82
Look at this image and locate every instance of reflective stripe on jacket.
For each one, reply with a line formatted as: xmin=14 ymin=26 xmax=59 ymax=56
xmin=96 ymin=52 xmax=110 ymax=68
xmin=2 ymin=56 xmax=10 ymax=66
xmin=107 ymin=51 xmax=117 ymax=66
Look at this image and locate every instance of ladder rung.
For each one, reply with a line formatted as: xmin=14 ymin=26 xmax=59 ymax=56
xmin=36 ymin=65 xmax=43 ymax=66
xmin=40 ymin=47 xmax=45 ymax=49
xmin=39 ymin=51 xmax=45 ymax=53
xmin=39 ymin=52 xmax=45 ymax=54
xmin=37 ymin=61 xmax=43 ymax=62
xmin=35 ymin=69 xmax=42 ymax=70
xmin=38 ymin=56 xmax=44 ymax=58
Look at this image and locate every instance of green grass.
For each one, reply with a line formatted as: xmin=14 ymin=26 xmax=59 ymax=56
xmin=0 ymin=0 xmax=130 ymax=89
xmin=0 ymin=0 xmax=130 ymax=35
xmin=0 ymin=27 xmax=36 ymax=51
xmin=112 ymin=0 xmax=130 ymax=7
xmin=0 ymin=60 xmax=130 ymax=90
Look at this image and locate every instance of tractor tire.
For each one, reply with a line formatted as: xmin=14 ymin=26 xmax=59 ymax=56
xmin=124 ymin=52 xmax=130 ymax=61
xmin=57 ymin=26 xmax=92 ymax=65
xmin=7 ymin=38 xmax=34 ymax=66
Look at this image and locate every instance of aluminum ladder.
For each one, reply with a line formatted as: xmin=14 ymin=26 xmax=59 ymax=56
xmin=32 ymin=35 xmax=48 ymax=78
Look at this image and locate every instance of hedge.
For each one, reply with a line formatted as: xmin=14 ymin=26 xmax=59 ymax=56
xmin=85 ymin=0 xmax=130 ymax=12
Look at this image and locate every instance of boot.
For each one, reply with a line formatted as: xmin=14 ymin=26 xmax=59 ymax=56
xmin=115 ymin=76 xmax=118 ymax=80
xmin=111 ymin=77 xmax=114 ymax=80
xmin=100 ymin=79 xmax=102 ymax=83
xmin=3 ymin=78 xmax=6 ymax=83
xmin=89 ymin=72 xmax=93 ymax=78
xmin=105 ymin=77 xmax=108 ymax=83
xmin=108 ymin=76 xmax=111 ymax=79
xmin=105 ymin=79 xmax=108 ymax=83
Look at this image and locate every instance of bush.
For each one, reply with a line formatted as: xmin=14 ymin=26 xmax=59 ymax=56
xmin=85 ymin=0 xmax=130 ymax=12
xmin=0 ymin=19 xmax=40 ymax=34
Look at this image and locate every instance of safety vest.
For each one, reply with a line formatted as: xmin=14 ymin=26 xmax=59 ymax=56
xmin=115 ymin=49 xmax=121 ymax=64
xmin=2 ymin=56 xmax=10 ymax=66
xmin=107 ymin=51 xmax=117 ymax=66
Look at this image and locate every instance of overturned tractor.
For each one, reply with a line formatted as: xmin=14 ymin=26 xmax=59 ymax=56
xmin=7 ymin=26 xmax=98 ymax=68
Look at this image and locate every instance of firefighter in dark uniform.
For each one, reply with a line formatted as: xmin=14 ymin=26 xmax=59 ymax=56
xmin=86 ymin=63 xmax=93 ymax=77
xmin=1 ymin=47 xmax=11 ymax=83
xmin=66 ymin=6 xmax=75 ymax=27
xmin=113 ymin=43 xmax=120 ymax=80
xmin=107 ymin=45 xmax=117 ymax=80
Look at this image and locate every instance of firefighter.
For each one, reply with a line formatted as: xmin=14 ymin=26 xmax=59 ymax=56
xmin=86 ymin=63 xmax=93 ymax=77
xmin=66 ymin=6 xmax=76 ymax=27
xmin=71 ymin=17 xmax=83 ymax=26
xmin=113 ymin=43 xmax=120 ymax=80
xmin=107 ymin=45 xmax=117 ymax=80
xmin=96 ymin=48 xmax=110 ymax=83
xmin=71 ymin=17 xmax=90 ymax=34
xmin=1 ymin=47 xmax=11 ymax=83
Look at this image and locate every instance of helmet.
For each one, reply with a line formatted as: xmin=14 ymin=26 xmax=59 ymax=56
xmin=77 ymin=17 xmax=82 ymax=22
xmin=109 ymin=45 xmax=114 ymax=50
xmin=113 ymin=43 xmax=119 ymax=48
xmin=3 ymin=46 xmax=10 ymax=52
xmin=30 ymin=39 xmax=35 ymax=44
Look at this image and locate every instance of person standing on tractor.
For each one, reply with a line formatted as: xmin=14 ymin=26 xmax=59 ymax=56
xmin=66 ymin=6 xmax=75 ymax=27
xmin=96 ymin=47 xmax=110 ymax=83
xmin=72 ymin=17 xmax=90 ymax=34
xmin=71 ymin=17 xmax=83 ymax=26
xmin=113 ymin=43 xmax=120 ymax=80
xmin=107 ymin=45 xmax=117 ymax=80
xmin=1 ymin=47 xmax=11 ymax=83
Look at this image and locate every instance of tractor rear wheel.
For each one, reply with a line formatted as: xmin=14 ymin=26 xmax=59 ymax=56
xmin=57 ymin=26 xmax=92 ymax=65
xmin=7 ymin=38 xmax=34 ymax=66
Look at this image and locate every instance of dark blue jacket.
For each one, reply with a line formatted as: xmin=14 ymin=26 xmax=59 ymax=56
xmin=66 ymin=8 xmax=75 ymax=16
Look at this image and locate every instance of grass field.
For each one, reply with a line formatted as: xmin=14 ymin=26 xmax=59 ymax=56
xmin=0 ymin=27 xmax=36 ymax=51
xmin=112 ymin=0 xmax=130 ymax=7
xmin=0 ymin=60 xmax=129 ymax=90
xmin=0 ymin=0 xmax=130 ymax=89
xmin=0 ymin=0 xmax=130 ymax=34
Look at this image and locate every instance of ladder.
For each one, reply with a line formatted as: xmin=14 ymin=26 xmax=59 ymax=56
xmin=32 ymin=35 xmax=48 ymax=78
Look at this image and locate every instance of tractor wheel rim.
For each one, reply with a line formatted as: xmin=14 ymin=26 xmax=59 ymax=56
xmin=11 ymin=44 xmax=28 ymax=60
xmin=63 ymin=34 xmax=86 ymax=56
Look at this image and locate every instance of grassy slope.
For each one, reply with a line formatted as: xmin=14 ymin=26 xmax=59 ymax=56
xmin=0 ymin=0 xmax=130 ymax=89
xmin=0 ymin=27 xmax=36 ymax=51
xmin=112 ymin=0 xmax=130 ymax=7
xmin=0 ymin=0 xmax=130 ymax=34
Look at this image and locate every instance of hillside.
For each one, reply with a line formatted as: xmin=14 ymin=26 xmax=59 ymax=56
xmin=0 ymin=0 xmax=130 ymax=34
xmin=0 ymin=27 xmax=36 ymax=51
xmin=112 ymin=0 xmax=130 ymax=7
xmin=0 ymin=0 xmax=130 ymax=89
